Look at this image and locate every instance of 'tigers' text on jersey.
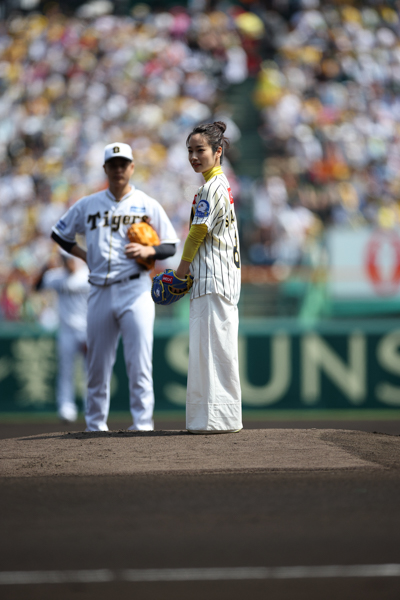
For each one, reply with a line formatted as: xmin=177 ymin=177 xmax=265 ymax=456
xmin=86 ymin=212 xmax=148 ymax=232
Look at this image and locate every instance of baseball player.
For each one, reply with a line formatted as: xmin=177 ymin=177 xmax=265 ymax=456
xmin=174 ymin=121 xmax=242 ymax=433
xmin=36 ymin=252 xmax=90 ymax=423
xmin=51 ymin=142 xmax=179 ymax=431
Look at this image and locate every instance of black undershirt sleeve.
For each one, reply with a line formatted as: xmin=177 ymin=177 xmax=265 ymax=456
xmin=51 ymin=231 xmax=76 ymax=253
xmin=51 ymin=231 xmax=175 ymax=260
xmin=35 ymin=269 xmax=46 ymax=291
xmin=153 ymin=243 xmax=177 ymax=260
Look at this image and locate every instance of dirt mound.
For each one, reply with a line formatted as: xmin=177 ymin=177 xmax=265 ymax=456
xmin=1 ymin=428 xmax=398 ymax=477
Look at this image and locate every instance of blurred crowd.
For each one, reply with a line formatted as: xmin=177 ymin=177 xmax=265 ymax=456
xmin=250 ymin=0 xmax=400 ymax=266
xmin=0 ymin=3 xmax=248 ymax=321
xmin=1 ymin=0 xmax=400 ymax=321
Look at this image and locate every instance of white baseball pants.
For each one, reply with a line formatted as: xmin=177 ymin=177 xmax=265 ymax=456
xmin=57 ymin=326 xmax=86 ymax=422
xmin=85 ymin=274 xmax=155 ymax=431
xmin=186 ymin=293 xmax=243 ymax=433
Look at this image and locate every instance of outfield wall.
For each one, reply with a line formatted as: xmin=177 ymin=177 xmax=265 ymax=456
xmin=1 ymin=319 xmax=400 ymax=414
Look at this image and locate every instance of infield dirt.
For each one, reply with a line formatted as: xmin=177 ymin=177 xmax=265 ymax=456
xmin=0 ymin=428 xmax=399 ymax=477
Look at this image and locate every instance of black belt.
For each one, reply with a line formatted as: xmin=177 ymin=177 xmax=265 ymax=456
xmin=90 ymin=273 xmax=140 ymax=286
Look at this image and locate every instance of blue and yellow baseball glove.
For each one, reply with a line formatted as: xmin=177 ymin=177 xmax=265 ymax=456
xmin=151 ymin=269 xmax=194 ymax=306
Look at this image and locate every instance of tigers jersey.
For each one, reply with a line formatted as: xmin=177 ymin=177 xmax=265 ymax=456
xmin=52 ymin=187 xmax=179 ymax=286
xmin=190 ymin=172 xmax=241 ymax=304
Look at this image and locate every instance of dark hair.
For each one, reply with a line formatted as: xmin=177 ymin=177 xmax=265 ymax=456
xmin=186 ymin=121 xmax=230 ymax=164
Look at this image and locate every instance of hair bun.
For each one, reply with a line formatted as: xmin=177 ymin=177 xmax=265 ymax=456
xmin=214 ymin=121 xmax=227 ymax=133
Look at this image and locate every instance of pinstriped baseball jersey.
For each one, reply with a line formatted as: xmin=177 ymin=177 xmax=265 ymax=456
xmin=52 ymin=187 xmax=179 ymax=286
xmin=190 ymin=172 xmax=241 ymax=304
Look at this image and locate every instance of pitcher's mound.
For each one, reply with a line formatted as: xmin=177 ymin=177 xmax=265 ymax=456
xmin=1 ymin=429 xmax=399 ymax=477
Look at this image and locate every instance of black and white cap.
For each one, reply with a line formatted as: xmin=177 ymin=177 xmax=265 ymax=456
xmin=104 ymin=142 xmax=133 ymax=163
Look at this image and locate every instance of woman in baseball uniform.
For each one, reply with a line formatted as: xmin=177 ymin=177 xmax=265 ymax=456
xmin=51 ymin=143 xmax=179 ymax=431
xmin=174 ymin=122 xmax=242 ymax=433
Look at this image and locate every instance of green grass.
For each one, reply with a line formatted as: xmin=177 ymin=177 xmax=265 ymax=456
xmin=1 ymin=409 xmax=400 ymax=423
xmin=243 ymin=409 xmax=400 ymax=420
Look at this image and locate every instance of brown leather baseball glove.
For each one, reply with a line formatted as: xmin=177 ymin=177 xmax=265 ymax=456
xmin=127 ymin=222 xmax=160 ymax=270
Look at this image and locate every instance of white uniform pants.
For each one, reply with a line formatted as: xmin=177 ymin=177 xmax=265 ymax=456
xmin=85 ymin=274 xmax=155 ymax=431
xmin=57 ymin=326 xmax=86 ymax=422
xmin=186 ymin=293 xmax=242 ymax=433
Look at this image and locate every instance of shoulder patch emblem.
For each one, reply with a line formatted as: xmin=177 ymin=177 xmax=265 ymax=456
xmin=56 ymin=219 xmax=67 ymax=231
xmin=195 ymin=199 xmax=210 ymax=218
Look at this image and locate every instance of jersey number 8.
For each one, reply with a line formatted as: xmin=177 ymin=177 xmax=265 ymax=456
xmin=233 ymin=232 xmax=240 ymax=268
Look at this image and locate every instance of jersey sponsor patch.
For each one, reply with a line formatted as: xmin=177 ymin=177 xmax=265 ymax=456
xmin=130 ymin=206 xmax=145 ymax=212
xmin=228 ymin=187 xmax=234 ymax=204
xmin=195 ymin=199 xmax=210 ymax=218
xmin=56 ymin=219 xmax=67 ymax=231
